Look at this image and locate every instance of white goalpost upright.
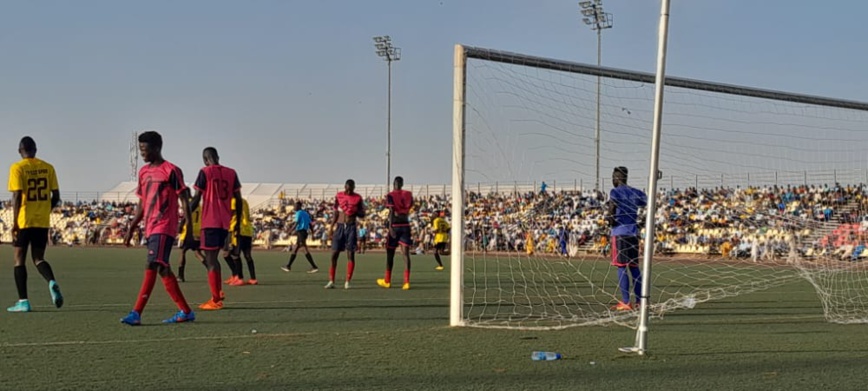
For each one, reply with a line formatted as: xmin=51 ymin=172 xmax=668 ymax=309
xmin=619 ymin=0 xmax=671 ymax=355
xmin=450 ymin=44 xmax=467 ymax=327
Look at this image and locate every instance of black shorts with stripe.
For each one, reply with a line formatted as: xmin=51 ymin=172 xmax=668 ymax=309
xmin=147 ymin=234 xmax=175 ymax=266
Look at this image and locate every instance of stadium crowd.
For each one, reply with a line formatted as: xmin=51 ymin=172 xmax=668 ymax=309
xmin=2 ymin=182 xmax=867 ymax=260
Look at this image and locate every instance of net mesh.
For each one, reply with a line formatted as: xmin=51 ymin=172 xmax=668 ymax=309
xmin=459 ymin=48 xmax=868 ymax=329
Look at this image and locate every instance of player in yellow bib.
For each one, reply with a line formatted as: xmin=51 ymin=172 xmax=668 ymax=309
xmin=177 ymin=205 xmax=204 ymax=282
xmin=431 ymin=211 xmax=449 ymax=270
xmin=226 ymin=197 xmax=256 ymax=285
xmin=7 ymin=136 xmax=64 ymax=312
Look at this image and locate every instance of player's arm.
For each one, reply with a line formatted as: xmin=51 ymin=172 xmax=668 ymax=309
xmin=385 ymin=195 xmax=394 ymax=231
xmin=11 ymin=190 xmax=22 ymax=236
xmin=8 ymin=164 xmax=25 ymax=236
xmin=233 ymin=175 xmax=242 ymax=236
xmin=189 ymin=169 xmax=206 ymax=213
xmin=606 ymin=197 xmax=617 ymax=228
xmin=330 ymin=197 xmax=339 ymax=230
xmin=50 ymin=168 xmax=61 ymax=209
xmin=179 ymin=189 xmax=194 ymax=243
xmin=124 ymin=199 xmax=145 ymax=247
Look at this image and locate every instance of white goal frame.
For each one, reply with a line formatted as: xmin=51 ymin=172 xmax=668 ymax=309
xmin=450 ymin=5 xmax=868 ymax=354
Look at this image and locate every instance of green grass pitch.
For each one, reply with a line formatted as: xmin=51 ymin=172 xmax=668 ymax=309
xmin=0 ymin=246 xmax=865 ymax=391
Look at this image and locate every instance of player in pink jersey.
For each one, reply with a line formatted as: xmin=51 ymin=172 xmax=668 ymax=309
xmin=120 ymin=131 xmax=195 ymax=326
xmin=377 ymin=176 xmax=414 ymax=290
xmin=325 ymin=179 xmax=365 ymax=289
xmin=189 ymin=147 xmax=242 ymax=310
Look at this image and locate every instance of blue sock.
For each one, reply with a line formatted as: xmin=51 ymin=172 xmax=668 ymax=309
xmin=630 ymin=267 xmax=642 ymax=304
xmin=617 ymin=267 xmax=630 ymax=303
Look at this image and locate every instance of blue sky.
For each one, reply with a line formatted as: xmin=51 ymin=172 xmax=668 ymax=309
xmin=1 ymin=0 xmax=867 ymax=192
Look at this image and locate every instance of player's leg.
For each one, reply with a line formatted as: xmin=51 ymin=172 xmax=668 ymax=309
xmin=228 ymin=244 xmax=245 ymax=285
xmin=399 ymin=227 xmax=413 ymax=289
xmin=629 ymin=265 xmax=642 ymax=307
xmin=8 ymin=231 xmax=32 ymax=312
xmin=344 ymin=224 xmax=358 ymax=288
xmin=242 ymin=237 xmax=256 ymax=284
xmin=283 ymin=238 xmax=301 ymax=271
xmin=303 ymin=244 xmax=319 ymax=272
xmin=327 ymin=225 xmax=345 ymax=288
xmin=29 ymin=228 xmax=62 ymax=308
xmin=379 ymin=233 xmax=398 ymax=289
xmin=433 ymin=243 xmax=445 ymax=269
xmin=149 ymin=235 xmax=195 ymax=323
xmin=627 ymin=236 xmax=642 ymax=307
xmin=178 ymin=248 xmax=188 ymax=282
xmin=222 ymin=241 xmax=240 ymax=284
xmin=200 ymin=229 xmax=226 ymax=309
xmin=122 ymin=235 xmax=163 ymax=325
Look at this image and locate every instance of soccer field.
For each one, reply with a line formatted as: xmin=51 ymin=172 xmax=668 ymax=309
xmin=0 ymin=246 xmax=865 ymax=391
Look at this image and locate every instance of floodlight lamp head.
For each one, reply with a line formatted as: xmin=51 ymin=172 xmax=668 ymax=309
xmin=377 ymin=50 xmax=387 ymax=56
xmin=373 ymin=36 xmax=384 ymax=43
xmin=594 ymin=0 xmax=603 ymax=6
xmin=583 ymin=17 xmax=593 ymax=25
xmin=579 ymin=1 xmax=592 ymax=8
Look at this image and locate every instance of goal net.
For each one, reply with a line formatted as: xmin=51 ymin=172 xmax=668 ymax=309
xmin=450 ymin=45 xmax=868 ymax=329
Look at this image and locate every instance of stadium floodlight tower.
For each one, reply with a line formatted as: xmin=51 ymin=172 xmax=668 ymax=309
xmin=373 ymin=35 xmax=401 ymax=192
xmin=579 ymin=0 xmax=612 ymax=191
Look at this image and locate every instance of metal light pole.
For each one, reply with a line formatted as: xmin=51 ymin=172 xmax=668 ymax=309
xmin=580 ymin=1 xmax=612 ymax=191
xmin=373 ymin=36 xmax=401 ymax=192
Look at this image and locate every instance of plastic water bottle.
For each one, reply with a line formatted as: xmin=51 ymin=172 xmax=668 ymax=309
xmin=531 ymin=351 xmax=562 ymax=361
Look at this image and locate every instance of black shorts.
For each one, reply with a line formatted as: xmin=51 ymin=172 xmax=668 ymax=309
xmin=387 ymin=225 xmax=413 ymax=249
xmin=296 ymin=230 xmax=309 ymax=246
xmin=332 ymin=223 xmax=358 ymax=253
xmin=201 ymin=228 xmax=229 ymax=251
xmin=182 ymin=238 xmax=201 ymax=251
xmin=611 ymin=235 xmax=640 ymax=267
xmin=435 ymin=242 xmax=448 ymax=251
xmin=13 ymin=228 xmax=49 ymax=249
xmin=147 ymin=234 xmax=175 ymax=266
xmin=237 ymin=235 xmax=253 ymax=252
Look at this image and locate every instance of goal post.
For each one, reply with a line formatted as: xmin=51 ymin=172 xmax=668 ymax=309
xmin=450 ymin=40 xmax=868 ymax=336
xmin=450 ymin=44 xmax=467 ymax=327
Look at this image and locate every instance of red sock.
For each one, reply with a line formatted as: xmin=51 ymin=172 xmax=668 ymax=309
xmin=384 ymin=270 xmax=392 ymax=284
xmin=404 ymin=269 xmax=410 ymax=285
xmin=346 ymin=261 xmax=355 ymax=282
xmin=329 ymin=265 xmax=336 ymax=282
xmin=134 ymin=269 xmax=158 ymax=314
xmin=207 ymin=270 xmax=222 ymax=302
xmin=162 ymin=275 xmax=192 ymax=313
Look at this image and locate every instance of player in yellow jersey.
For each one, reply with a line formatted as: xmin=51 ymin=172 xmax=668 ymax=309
xmin=177 ymin=205 xmax=204 ymax=282
xmin=431 ymin=211 xmax=449 ymax=270
xmin=226 ymin=197 xmax=256 ymax=285
xmin=7 ymin=136 xmax=64 ymax=312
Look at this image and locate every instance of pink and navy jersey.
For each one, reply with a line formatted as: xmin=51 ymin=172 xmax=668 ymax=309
xmin=136 ymin=161 xmax=187 ymax=237
xmin=194 ymin=165 xmax=241 ymax=230
xmin=334 ymin=191 xmax=364 ymax=218
xmin=386 ymin=189 xmax=413 ymax=226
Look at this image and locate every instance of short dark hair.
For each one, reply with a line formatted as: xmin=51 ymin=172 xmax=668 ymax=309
xmin=346 ymin=179 xmax=355 ymax=187
xmin=614 ymin=166 xmax=628 ymax=176
xmin=138 ymin=131 xmax=163 ymax=149
xmin=203 ymin=147 xmax=219 ymax=160
xmin=394 ymin=176 xmax=404 ymax=185
xmin=295 ymin=201 xmax=302 ymax=209
xmin=19 ymin=136 xmax=37 ymax=154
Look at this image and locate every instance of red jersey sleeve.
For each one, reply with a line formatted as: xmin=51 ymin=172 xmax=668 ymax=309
xmin=169 ymin=166 xmax=187 ymax=195
xmin=194 ymin=169 xmax=207 ymax=192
